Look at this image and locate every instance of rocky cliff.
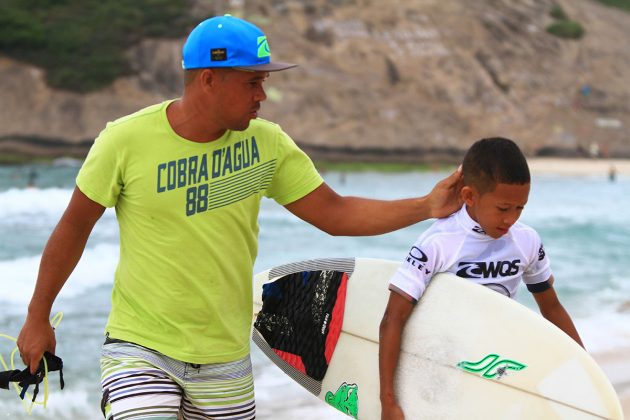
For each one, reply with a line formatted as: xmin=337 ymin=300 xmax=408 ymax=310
xmin=1 ymin=0 xmax=629 ymax=162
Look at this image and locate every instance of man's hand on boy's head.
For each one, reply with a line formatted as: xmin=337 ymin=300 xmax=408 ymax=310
xmin=426 ymin=166 xmax=464 ymax=219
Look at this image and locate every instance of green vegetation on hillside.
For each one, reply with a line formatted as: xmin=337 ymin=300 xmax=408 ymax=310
xmin=0 ymin=0 xmax=193 ymax=92
xmin=596 ymin=0 xmax=630 ymax=11
xmin=547 ymin=21 xmax=585 ymax=39
xmin=546 ymin=4 xmax=585 ymax=40
xmin=549 ymin=5 xmax=569 ymax=20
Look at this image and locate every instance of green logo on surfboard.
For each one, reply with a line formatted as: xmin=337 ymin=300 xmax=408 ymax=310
xmin=457 ymin=353 xmax=526 ymax=379
xmin=325 ymin=382 xmax=359 ymax=418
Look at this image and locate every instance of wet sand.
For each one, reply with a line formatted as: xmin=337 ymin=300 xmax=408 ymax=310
xmin=528 ymin=158 xmax=630 ymax=177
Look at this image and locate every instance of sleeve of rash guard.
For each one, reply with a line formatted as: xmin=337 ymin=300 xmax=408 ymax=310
xmin=388 ymin=240 xmax=441 ymax=304
xmin=523 ymin=231 xmax=553 ymax=292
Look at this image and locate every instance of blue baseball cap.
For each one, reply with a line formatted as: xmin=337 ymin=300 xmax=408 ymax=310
xmin=182 ymin=15 xmax=297 ymax=72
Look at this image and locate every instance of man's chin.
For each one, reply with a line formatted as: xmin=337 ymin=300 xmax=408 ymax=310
xmin=232 ymin=119 xmax=253 ymax=132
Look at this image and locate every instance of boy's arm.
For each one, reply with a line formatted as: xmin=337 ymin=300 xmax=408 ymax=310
xmin=532 ymin=275 xmax=584 ymax=349
xmin=379 ymin=291 xmax=415 ymax=420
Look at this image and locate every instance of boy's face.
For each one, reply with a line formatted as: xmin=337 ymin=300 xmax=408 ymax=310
xmin=462 ymin=182 xmax=530 ymax=238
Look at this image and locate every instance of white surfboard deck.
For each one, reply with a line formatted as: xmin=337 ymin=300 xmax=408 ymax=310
xmin=252 ymin=258 xmax=623 ymax=420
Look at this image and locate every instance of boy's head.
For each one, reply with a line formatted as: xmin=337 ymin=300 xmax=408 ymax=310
xmin=461 ymin=137 xmax=531 ymax=238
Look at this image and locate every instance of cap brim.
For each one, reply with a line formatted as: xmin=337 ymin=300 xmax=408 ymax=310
xmin=235 ymin=61 xmax=298 ymax=72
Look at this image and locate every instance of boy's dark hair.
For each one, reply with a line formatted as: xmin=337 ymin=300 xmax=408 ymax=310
xmin=462 ymin=137 xmax=530 ymax=194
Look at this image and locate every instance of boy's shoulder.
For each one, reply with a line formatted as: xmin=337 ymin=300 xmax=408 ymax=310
xmin=418 ymin=212 xmax=466 ymax=243
xmin=431 ymin=212 xmax=460 ymax=231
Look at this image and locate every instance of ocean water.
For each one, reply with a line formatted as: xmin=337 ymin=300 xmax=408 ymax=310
xmin=1 ymin=163 xmax=629 ymax=419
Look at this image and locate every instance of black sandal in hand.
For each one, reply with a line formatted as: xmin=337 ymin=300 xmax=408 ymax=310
xmin=0 ymin=351 xmax=64 ymax=401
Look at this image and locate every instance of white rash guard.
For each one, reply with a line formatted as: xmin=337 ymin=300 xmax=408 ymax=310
xmin=389 ymin=206 xmax=552 ymax=303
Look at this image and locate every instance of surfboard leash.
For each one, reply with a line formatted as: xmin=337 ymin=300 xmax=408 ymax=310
xmin=0 ymin=312 xmax=64 ymax=415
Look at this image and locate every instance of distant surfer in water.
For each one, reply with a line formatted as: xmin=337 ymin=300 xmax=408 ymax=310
xmin=379 ymin=137 xmax=583 ymax=420
xmin=26 ymin=167 xmax=38 ymax=189
xmin=16 ymin=15 xmax=463 ymax=420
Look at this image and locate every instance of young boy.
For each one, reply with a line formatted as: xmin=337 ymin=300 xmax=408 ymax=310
xmin=378 ymin=137 xmax=584 ymax=420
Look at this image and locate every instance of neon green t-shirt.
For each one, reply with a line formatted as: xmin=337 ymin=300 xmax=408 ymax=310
xmin=76 ymin=100 xmax=323 ymax=363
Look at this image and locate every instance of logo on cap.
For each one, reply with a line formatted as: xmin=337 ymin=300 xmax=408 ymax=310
xmin=257 ymin=36 xmax=270 ymax=58
xmin=211 ymin=48 xmax=227 ymax=61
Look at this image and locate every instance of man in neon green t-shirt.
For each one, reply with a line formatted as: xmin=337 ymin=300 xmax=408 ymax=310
xmin=17 ymin=15 xmax=462 ymax=419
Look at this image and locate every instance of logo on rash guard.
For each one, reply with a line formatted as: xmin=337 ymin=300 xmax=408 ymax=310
xmin=456 ymin=260 xmax=520 ymax=278
xmin=472 ymin=225 xmax=486 ymax=234
xmin=538 ymin=244 xmax=546 ymax=261
xmin=406 ymin=246 xmax=431 ymax=275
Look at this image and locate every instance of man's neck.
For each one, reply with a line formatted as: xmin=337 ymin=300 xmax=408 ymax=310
xmin=166 ymin=98 xmax=226 ymax=143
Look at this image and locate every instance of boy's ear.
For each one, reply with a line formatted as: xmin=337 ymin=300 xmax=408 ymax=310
xmin=461 ymin=185 xmax=475 ymax=206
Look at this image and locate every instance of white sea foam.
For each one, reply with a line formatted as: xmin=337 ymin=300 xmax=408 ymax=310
xmin=0 ymin=387 xmax=101 ymax=420
xmin=577 ymin=311 xmax=630 ymax=354
xmin=0 ymin=188 xmax=72 ymax=219
xmin=0 ymin=243 xmax=118 ymax=306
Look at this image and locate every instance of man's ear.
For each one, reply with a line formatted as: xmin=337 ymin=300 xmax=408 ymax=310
xmin=461 ymin=185 xmax=475 ymax=206
xmin=198 ymin=68 xmax=218 ymax=92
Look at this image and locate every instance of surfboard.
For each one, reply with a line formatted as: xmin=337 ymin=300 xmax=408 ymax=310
xmin=251 ymin=258 xmax=623 ymax=420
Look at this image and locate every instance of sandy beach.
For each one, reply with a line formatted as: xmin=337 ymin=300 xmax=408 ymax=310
xmin=528 ymin=158 xmax=630 ymax=177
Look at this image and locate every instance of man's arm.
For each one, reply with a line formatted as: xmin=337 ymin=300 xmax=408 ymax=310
xmin=284 ymin=168 xmax=462 ymax=236
xmin=17 ymin=186 xmax=105 ymax=373
xmin=379 ymin=291 xmax=415 ymax=420
xmin=532 ymin=276 xmax=584 ymax=348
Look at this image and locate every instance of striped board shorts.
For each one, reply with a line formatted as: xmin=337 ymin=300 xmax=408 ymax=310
xmin=100 ymin=341 xmax=255 ymax=419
